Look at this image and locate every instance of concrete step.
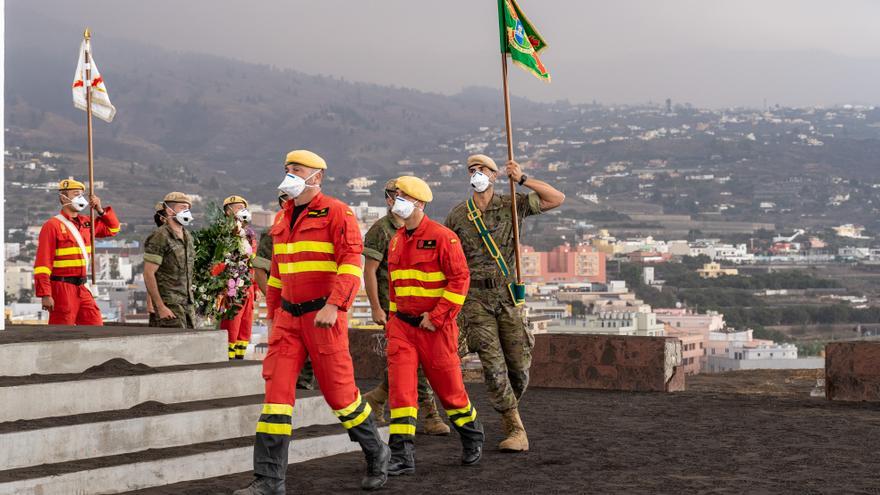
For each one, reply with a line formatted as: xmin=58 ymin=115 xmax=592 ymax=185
xmin=0 ymin=392 xmax=338 ymax=471
xmin=0 ymin=360 xmax=265 ymax=422
xmin=0 ymin=326 xmax=228 ymax=376
xmin=0 ymin=424 xmax=389 ymax=495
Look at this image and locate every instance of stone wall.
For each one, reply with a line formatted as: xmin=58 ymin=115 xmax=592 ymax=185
xmin=825 ymin=341 xmax=880 ymax=401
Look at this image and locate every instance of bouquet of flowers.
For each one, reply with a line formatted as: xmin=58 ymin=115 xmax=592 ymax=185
xmin=193 ymin=204 xmax=256 ymax=321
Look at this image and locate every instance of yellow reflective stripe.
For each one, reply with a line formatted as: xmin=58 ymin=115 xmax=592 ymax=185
xmin=394 ymin=286 xmax=445 ymax=298
xmin=262 ymin=403 xmax=293 ymax=416
xmin=389 ymin=424 xmax=416 ymax=436
xmin=341 ymin=404 xmax=372 ymax=429
xmin=55 ymin=246 xmax=91 ymax=256
xmin=390 ymin=269 xmax=447 ymax=282
xmin=274 ymin=241 xmax=335 ymax=255
xmin=256 ymin=422 xmax=292 ymax=436
xmin=278 ymin=261 xmax=338 ymax=274
xmin=441 ymin=290 xmax=466 ymax=305
xmin=445 ymin=402 xmax=472 ymax=416
xmin=389 ymin=301 xmax=397 ymax=312
xmin=333 ymin=392 xmax=363 ymax=418
xmin=108 ymin=227 xmax=120 ymax=233
xmin=452 ymin=408 xmax=478 ymax=427
xmin=337 ymin=264 xmax=363 ymax=277
xmin=34 ymin=266 xmax=52 ymax=275
xmin=267 ymin=276 xmax=283 ymax=289
xmin=53 ymin=259 xmax=87 ymax=268
xmin=390 ymin=407 xmax=418 ymax=419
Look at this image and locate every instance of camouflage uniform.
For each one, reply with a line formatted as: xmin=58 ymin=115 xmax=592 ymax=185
xmin=143 ymin=224 xmax=197 ymax=328
xmin=256 ymin=229 xmax=315 ymax=390
xmin=363 ymin=214 xmax=435 ymax=403
xmin=444 ymin=192 xmax=541 ymax=413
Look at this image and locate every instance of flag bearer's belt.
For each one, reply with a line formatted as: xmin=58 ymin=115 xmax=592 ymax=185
xmin=281 ymin=297 xmax=327 ymax=317
xmin=394 ymin=312 xmax=423 ymax=328
xmin=50 ymin=275 xmax=87 ymax=286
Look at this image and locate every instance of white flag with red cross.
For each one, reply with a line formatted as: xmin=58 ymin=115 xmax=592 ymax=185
xmin=72 ymin=39 xmax=116 ymax=123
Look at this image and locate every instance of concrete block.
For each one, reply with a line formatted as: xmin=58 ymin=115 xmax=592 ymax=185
xmin=0 ymin=428 xmax=389 ymax=495
xmin=529 ymin=333 xmax=685 ymax=392
xmin=825 ymin=341 xmax=880 ymax=401
xmin=0 ymin=363 xmax=265 ymax=422
xmin=0 ymin=327 xmax=228 ymax=376
xmin=0 ymin=396 xmax=338 ymax=470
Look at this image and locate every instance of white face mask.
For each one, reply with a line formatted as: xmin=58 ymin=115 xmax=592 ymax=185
xmin=278 ymin=170 xmax=319 ymax=198
xmin=235 ymin=208 xmax=252 ymax=223
xmin=165 ymin=202 xmax=194 ymax=226
xmin=470 ymin=171 xmax=492 ymax=193
xmin=391 ymin=196 xmax=416 ymax=219
xmin=62 ymin=193 xmax=89 ymax=212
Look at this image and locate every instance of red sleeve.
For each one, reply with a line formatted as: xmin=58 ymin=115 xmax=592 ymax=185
xmin=33 ymin=221 xmax=57 ymax=297
xmin=94 ymin=206 xmax=120 ymax=238
xmin=266 ymin=245 xmax=282 ymax=319
xmin=428 ymin=232 xmax=470 ymax=328
xmin=326 ymin=206 xmax=363 ymax=311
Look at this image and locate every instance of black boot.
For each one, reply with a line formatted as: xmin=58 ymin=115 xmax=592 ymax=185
xmin=233 ymin=474 xmax=285 ymax=495
xmin=346 ymin=415 xmax=390 ymax=491
xmin=388 ymin=435 xmax=416 ymax=476
xmin=453 ymin=415 xmax=484 ymax=466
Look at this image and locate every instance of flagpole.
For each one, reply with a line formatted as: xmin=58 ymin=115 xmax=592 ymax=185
xmin=500 ymin=51 xmax=523 ymax=285
xmin=83 ymin=28 xmax=97 ymax=285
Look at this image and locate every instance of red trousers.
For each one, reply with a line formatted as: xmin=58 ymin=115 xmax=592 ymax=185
xmin=386 ymin=316 xmax=471 ymax=436
xmin=48 ymin=281 xmax=103 ymax=326
xmin=221 ymin=286 xmax=255 ymax=359
xmin=262 ymin=308 xmax=360 ymax=413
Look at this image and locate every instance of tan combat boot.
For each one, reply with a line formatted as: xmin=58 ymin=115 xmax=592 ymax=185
xmin=498 ymin=408 xmax=529 ymax=452
xmin=419 ymin=399 xmax=451 ymax=436
xmin=364 ymin=385 xmax=389 ymax=425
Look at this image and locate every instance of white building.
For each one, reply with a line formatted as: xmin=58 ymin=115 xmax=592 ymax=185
xmin=4 ymin=264 xmax=34 ymax=297
xmin=707 ymin=342 xmax=824 ymax=372
xmin=553 ymin=309 xmax=665 ymax=337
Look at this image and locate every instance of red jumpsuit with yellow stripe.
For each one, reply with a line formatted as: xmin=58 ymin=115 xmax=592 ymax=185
xmin=254 ymin=192 xmax=381 ymax=480
xmin=33 ymin=208 xmax=120 ymax=325
xmin=386 ymin=215 xmax=483 ymax=449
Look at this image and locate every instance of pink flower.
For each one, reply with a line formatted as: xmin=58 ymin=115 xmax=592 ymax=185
xmin=227 ymin=279 xmax=236 ymax=289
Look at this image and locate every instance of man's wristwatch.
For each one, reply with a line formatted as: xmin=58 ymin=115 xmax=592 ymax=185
xmin=518 ymin=174 xmax=528 ymax=186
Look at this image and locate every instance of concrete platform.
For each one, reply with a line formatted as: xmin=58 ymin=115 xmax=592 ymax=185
xmin=0 ymin=425 xmax=389 ymax=495
xmin=0 ymin=393 xmax=339 ymax=471
xmin=0 ymin=361 xmax=265 ymax=422
xmin=826 ymin=340 xmax=880 ymax=401
xmin=0 ymin=326 xmax=228 ymax=376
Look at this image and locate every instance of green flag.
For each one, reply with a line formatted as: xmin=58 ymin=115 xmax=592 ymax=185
xmin=498 ymin=0 xmax=550 ymax=82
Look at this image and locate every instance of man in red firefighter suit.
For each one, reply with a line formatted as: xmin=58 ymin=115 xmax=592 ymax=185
xmin=221 ymin=195 xmax=257 ymax=360
xmin=235 ymin=150 xmax=389 ymax=495
xmin=34 ymin=178 xmax=121 ymax=325
xmin=385 ymin=176 xmax=484 ymax=475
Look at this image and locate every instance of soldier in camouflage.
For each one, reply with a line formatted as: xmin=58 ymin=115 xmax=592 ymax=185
xmin=143 ymin=192 xmax=197 ymax=328
xmin=361 ymin=179 xmax=450 ymax=436
xmin=444 ymin=154 xmax=564 ymax=452
xmin=253 ymin=191 xmax=315 ymax=389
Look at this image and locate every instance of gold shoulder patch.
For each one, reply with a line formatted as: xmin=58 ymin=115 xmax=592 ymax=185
xmin=450 ymin=238 xmax=458 ymax=243
xmin=345 ymin=210 xmax=353 ymax=216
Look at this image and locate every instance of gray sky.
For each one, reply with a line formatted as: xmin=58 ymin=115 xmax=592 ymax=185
xmin=15 ymin=0 xmax=880 ymax=107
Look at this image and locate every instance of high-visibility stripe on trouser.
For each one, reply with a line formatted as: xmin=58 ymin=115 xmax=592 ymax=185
xmin=445 ymin=400 xmax=484 ymax=445
xmin=235 ymin=340 xmax=248 ymax=359
xmin=389 ymin=406 xmax=418 ymax=437
xmin=333 ymin=392 xmax=372 ymax=430
xmin=228 ymin=343 xmax=236 ymax=359
xmin=254 ymin=402 xmax=294 ymax=480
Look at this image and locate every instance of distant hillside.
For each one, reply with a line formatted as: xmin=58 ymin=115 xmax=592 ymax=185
xmin=5 ymin=4 xmax=563 ymax=211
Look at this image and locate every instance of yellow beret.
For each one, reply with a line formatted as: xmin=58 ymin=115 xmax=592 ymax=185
xmin=223 ymin=195 xmax=248 ymax=208
xmin=154 ymin=202 xmax=165 ymax=212
xmin=285 ymin=149 xmax=327 ymax=170
xmin=58 ymin=178 xmax=85 ymax=191
xmin=163 ymin=191 xmax=192 ymax=205
xmin=395 ymin=176 xmax=433 ymax=203
xmin=467 ymin=154 xmax=498 ymax=172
